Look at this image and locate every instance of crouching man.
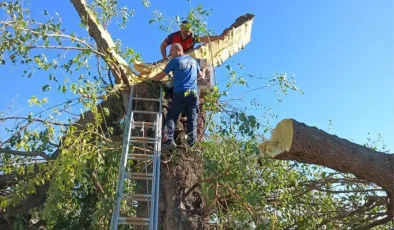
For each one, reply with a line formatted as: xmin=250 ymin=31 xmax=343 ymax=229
xmin=151 ymin=43 xmax=208 ymax=150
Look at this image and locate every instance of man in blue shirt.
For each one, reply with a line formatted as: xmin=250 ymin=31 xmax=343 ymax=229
xmin=152 ymin=43 xmax=208 ymax=150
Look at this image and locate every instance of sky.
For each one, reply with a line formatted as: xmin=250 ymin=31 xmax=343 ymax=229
xmin=0 ymin=0 xmax=393 ymax=151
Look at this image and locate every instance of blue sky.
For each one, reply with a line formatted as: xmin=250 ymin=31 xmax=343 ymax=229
xmin=0 ymin=0 xmax=393 ymax=151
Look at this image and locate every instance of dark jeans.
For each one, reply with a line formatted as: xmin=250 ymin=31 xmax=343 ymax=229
xmin=165 ymin=91 xmax=198 ymax=146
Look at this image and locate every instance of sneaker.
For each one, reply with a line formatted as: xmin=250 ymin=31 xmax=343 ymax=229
xmin=161 ymin=140 xmax=177 ymax=151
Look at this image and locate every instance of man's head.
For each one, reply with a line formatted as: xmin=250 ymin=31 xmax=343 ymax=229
xmin=169 ymin=43 xmax=184 ymax=58
xmin=180 ymin=20 xmax=192 ymax=37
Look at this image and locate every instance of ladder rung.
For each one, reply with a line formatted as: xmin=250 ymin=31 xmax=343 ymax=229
xmin=133 ymin=97 xmax=161 ymax=102
xmin=128 ymin=176 xmax=153 ymax=180
xmin=126 ymin=173 xmax=153 ymax=180
xmin=118 ymin=216 xmax=150 ymax=225
xmin=129 ymin=153 xmax=154 ymax=158
xmin=130 ymin=137 xmax=156 ymax=141
xmin=122 ymin=194 xmax=152 ymax=201
xmin=132 ymin=146 xmax=154 ymax=153
xmin=119 ymin=217 xmax=150 ymax=222
xmin=129 ymin=157 xmax=153 ymax=161
xmin=132 ymin=110 xmax=161 ymax=115
xmin=130 ymin=140 xmax=156 ymax=144
xmin=132 ymin=121 xmax=155 ymax=128
xmin=128 ymin=172 xmax=153 ymax=176
xmin=119 ymin=221 xmax=149 ymax=226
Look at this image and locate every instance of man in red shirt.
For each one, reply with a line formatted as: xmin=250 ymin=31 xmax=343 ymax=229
xmin=160 ymin=20 xmax=227 ymax=59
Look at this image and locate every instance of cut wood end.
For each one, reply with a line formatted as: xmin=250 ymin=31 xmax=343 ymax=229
xmin=258 ymin=119 xmax=293 ymax=158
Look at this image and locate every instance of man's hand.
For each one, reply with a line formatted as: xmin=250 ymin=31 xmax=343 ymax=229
xmin=204 ymin=67 xmax=211 ymax=77
xmin=198 ymin=67 xmax=211 ymax=80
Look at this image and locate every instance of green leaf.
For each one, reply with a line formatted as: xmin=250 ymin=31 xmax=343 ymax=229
xmin=103 ymin=107 xmax=110 ymax=117
xmin=42 ymin=84 xmax=51 ymax=92
xmin=61 ymin=85 xmax=67 ymax=94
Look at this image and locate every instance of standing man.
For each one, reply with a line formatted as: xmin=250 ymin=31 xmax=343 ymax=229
xmin=160 ymin=20 xmax=227 ymax=60
xmin=152 ymin=43 xmax=208 ymax=150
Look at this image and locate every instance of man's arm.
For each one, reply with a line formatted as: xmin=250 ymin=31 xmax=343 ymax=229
xmin=160 ymin=40 xmax=169 ymax=59
xmin=152 ymin=59 xmax=175 ymax=81
xmin=151 ymin=71 xmax=168 ymax=82
xmin=161 ymin=33 xmax=175 ymax=59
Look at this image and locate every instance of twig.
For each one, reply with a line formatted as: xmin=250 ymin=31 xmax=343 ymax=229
xmin=0 ymin=116 xmax=70 ymax=126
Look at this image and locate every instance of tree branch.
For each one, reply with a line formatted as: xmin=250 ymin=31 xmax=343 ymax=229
xmin=27 ymin=45 xmax=101 ymax=55
xmin=312 ymin=187 xmax=383 ymax=194
xmin=259 ymin=119 xmax=394 ymax=196
xmin=0 ymin=116 xmax=70 ymax=126
xmin=91 ymin=170 xmax=105 ymax=195
xmin=0 ymin=148 xmax=52 ymax=160
xmin=70 ymin=0 xmax=133 ymax=86
xmin=0 ymin=21 xmax=102 ymax=56
xmin=0 ymin=148 xmax=53 ymax=160
xmin=353 ymin=216 xmax=391 ymax=230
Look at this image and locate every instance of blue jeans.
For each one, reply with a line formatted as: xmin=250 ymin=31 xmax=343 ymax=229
xmin=165 ymin=91 xmax=198 ymax=146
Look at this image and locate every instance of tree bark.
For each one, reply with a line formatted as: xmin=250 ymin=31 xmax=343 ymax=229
xmin=258 ymin=119 xmax=394 ymax=197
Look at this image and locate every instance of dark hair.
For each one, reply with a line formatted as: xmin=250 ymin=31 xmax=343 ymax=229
xmin=181 ymin=20 xmax=190 ymax=25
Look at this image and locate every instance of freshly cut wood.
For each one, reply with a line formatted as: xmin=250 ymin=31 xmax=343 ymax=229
xmin=258 ymin=119 xmax=394 ymax=196
xmin=134 ymin=14 xmax=255 ymax=82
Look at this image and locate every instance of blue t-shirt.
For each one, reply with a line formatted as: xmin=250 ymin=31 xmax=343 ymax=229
xmin=163 ymin=56 xmax=200 ymax=93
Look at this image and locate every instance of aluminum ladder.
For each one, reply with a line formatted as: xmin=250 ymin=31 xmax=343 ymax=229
xmin=110 ymin=86 xmax=162 ymax=230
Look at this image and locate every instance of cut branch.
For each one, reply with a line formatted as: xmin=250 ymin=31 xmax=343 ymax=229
xmin=258 ymin=119 xmax=394 ymax=197
xmin=70 ymin=0 xmax=135 ymax=87
xmin=133 ymin=14 xmax=255 ymax=82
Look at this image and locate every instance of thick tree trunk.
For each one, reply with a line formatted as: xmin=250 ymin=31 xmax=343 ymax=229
xmin=158 ymin=148 xmax=206 ymax=230
xmin=258 ymin=119 xmax=394 ymax=197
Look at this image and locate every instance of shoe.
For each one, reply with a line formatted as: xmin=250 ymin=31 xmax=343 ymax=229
xmin=161 ymin=140 xmax=177 ymax=151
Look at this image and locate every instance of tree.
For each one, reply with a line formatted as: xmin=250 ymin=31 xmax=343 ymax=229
xmin=0 ymin=1 xmax=392 ymax=229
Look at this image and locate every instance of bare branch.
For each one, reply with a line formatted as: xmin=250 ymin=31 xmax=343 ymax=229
xmin=27 ymin=45 xmax=100 ymax=54
xmin=91 ymin=170 xmax=105 ymax=195
xmin=0 ymin=148 xmax=52 ymax=160
xmin=0 ymin=20 xmax=104 ymax=56
xmin=353 ymin=216 xmax=391 ymax=230
xmin=0 ymin=116 xmax=70 ymax=126
xmin=312 ymin=187 xmax=383 ymax=194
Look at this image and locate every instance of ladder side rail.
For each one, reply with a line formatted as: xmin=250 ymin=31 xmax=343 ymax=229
xmin=153 ymin=86 xmax=163 ymax=230
xmin=110 ymin=87 xmax=135 ymax=230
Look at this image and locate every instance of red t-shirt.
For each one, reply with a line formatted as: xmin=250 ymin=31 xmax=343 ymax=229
xmin=165 ymin=31 xmax=200 ymax=52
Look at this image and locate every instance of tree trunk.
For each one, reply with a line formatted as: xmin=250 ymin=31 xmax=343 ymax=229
xmin=157 ymin=102 xmax=207 ymax=230
xmin=131 ymin=83 xmax=208 ymax=229
xmin=258 ymin=119 xmax=394 ymax=198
